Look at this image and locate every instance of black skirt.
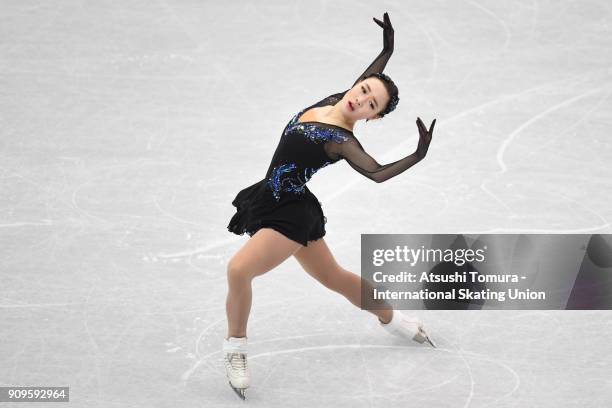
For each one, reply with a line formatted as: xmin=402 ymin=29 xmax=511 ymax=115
xmin=227 ymin=179 xmax=327 ymax=246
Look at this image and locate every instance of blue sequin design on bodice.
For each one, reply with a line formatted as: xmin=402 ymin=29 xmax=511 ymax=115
xmin=283 ymin=108 xmax=351 ymax=143
xmin=266 ymin=108 xmax=350 ymax=201
xmin=267 ymin=161 xmax=331 ymax=201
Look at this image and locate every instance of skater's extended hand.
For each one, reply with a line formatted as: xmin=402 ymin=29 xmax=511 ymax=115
xmin=373 ymin=12 xmax=394 ymax=52
xmin=415 ymin=117 xmax=436 ymax=160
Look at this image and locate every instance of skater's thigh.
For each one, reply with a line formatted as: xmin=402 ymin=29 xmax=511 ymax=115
xmin=229 ymin=228 xmax=303 ymax=279
xmin=293 ymin=238 xmax=345 ymax=288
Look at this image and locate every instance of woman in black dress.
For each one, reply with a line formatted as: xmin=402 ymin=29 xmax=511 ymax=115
xmin=224 ymin=12 xmax=437 ymax=399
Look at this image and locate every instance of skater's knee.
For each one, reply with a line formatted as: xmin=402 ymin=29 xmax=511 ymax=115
xmin=227 ymin=258 xmax=253 ymax=286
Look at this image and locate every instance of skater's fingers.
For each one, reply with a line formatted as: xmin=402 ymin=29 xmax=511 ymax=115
xmin=416 ymin=118 xmax=426 ymax=133
xmin=416 ymin=122 xmax=425 ymax=136
xmin=428 ymin=119 xmax=436 ymax=135
xmin=373 ymin=17 xmax=384 ymax=28
xmin=384 ymin=12 xmax=393 ymax=28
xmin=418 ymin=123 xmax=427 ymax=137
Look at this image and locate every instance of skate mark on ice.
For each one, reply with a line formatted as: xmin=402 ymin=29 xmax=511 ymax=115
xmin=464 ymin=0 xmax=512 ymax=51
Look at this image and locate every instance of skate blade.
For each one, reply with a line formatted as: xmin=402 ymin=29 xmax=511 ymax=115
xmin=415 ymin=328 xmax=437 ymax=348
xmin=229 ymin=382 xmax=246 ymax=400
xmin=425 ymin=335 xmax=437 ymax=348
xmin=420 ymin=329 xmax=437 ymax=348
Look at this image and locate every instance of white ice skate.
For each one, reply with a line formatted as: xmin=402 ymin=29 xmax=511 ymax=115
xmin=223 ymin=337 xmax=250 ymax=400
xmin=379 ymin=310 xmax=437 ymax=348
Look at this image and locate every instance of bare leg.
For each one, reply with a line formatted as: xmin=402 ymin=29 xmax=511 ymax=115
xmin=226 ymin=228 xmax=303 ymax=339
xmin=293 ymin=237 xmax=393 ymax=323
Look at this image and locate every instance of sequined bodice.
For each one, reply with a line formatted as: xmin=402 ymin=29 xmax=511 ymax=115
xmin=264 ymin=99 xmax=352 ymax=201
xmin=256 ymin=42 xmax=401 ymax=197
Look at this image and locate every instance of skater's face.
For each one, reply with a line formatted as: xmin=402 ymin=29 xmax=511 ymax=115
xmin=343 ymin=77 xmax=390 ymax=122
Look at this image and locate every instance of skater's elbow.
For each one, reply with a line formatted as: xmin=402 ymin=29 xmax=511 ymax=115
xmin=367 ymin=174 xmax=385 ymax=183
xmin=372 ymin=172 xmax=389 ymax=183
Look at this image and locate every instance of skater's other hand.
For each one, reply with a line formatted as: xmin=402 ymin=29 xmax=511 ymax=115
xmin=373 ymin=12 xmax=394 ymax=51
xmin=415 ymin=117 xmax=435 ymax=160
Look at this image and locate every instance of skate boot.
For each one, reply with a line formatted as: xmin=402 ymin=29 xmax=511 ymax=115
xmin=223 ymin=336 xmax=250 ymax=400
xmin=379 ymin=310 xmax=437 ymax=348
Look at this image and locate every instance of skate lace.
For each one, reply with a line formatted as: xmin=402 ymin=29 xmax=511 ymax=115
xmin=228 ymin=353 xmax=247 ymax=371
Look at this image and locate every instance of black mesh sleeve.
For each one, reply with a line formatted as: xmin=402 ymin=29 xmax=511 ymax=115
xmin=351 ymin=47 xmax=393 ymax=88
xmin=351 ymin=13 xmax=395 ymax=87
xmin=331 ymin=136 xmax=420 ymax=183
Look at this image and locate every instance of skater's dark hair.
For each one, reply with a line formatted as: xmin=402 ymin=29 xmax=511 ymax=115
xmin=364 ymin=72 xmax=399 ymax=120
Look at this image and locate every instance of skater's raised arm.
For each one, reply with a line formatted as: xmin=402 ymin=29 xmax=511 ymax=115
xmin=336 ymin=117 xmax=436 ymax=183
xmin=351 ymin=12 xmax=394 ymax=88
xmin=338 ymin=137 xmax=419 ymax=183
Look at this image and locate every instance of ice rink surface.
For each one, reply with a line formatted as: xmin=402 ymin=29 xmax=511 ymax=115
xmin=1 ymin=0 xmax=612 ymax=406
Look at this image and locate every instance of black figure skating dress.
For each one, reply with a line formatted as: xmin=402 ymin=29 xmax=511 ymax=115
xmin=227 ymin=90 xmax=351 ymax=246
xmin=228 ymin=40 xmax=419 ymax=246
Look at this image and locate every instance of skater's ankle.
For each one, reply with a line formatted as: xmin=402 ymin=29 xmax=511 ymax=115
xmin=378 ymin=310 xmax=393 ymax=325
xmin=226 ymin=335 xmax=247 ymax=340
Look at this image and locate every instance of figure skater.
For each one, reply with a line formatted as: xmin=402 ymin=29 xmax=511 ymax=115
xmin=224 ymin=12 xmax=437 ymax=400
